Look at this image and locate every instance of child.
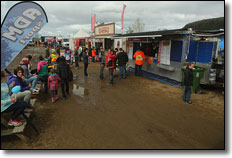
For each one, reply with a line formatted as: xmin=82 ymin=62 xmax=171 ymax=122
xmin=48 ymin=69 xmax=61 ymax=103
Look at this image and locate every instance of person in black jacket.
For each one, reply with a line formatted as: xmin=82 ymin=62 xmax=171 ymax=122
xmin=183 ymin=62 xmax=194 ymax=104
xmin=57 ymin=56 xmax=71 ymax=99
xmin=74 ymin=47 xmax=79 ymax=69
xmin=82 ymin=48 xmax=89 ymax=76
xmin=115 ymin=48 xmax=128 ymax=79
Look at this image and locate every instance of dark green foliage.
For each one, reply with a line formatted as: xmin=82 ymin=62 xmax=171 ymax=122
xmin=183 ymin=17 xmax=224 ymax=30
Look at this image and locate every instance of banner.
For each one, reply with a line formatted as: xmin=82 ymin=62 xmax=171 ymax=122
xmin=91 ymin=15 xmax=93 ymax=31
xmin=1 ymin=2 xmax=48 ymax=69
xmin=93 ymin=14 xmax=96 ymax=28
xmin=121 ymin=4 xmax=127 ymax=30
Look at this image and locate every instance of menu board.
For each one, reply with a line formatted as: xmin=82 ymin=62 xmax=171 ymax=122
xmin=160 ymin=40 xmax=171 ymax=65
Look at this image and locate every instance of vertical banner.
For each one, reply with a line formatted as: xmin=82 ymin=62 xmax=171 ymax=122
xmin=1 ymin=2 xmax=48 ymax=69
xmin=121 ymin=4 xmax=127 ymax=30
xmin=91 ymin=15 xmax=93 ymax=31
xmin=93 ymin=14 xmax=96 ymax=28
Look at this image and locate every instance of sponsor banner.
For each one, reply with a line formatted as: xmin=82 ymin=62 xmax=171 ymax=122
xmin=1 ymin=2 xmax=48 ymax=69
xmin=94 ymin=23 xmax=115 ymax=36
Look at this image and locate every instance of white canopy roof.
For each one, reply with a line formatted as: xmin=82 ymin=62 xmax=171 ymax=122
xmin=72 ymin=29 xmax=90 ymax=38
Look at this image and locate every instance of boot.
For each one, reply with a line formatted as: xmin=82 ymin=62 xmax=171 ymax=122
xmin=52 ymin=97 xmax=55 ymax=103
xmin=55 ymin=95 xmax=59 ymax=101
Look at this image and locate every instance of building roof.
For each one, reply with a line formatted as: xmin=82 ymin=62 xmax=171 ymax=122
xmin=115 ymin=29 xmax=187 ymax=38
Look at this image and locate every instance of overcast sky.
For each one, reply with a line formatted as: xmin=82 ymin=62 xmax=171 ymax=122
xmin=1 ymin=1 xmax=224 ymax=37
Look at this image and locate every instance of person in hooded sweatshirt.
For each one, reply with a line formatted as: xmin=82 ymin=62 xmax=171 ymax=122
xmin=6 ymin=67 xmax=32 ymax=105
xmin=48 ymin=69 xmax=61 ymax=103
xmin=57 ymin=56 xmax=71 ymax=99
xmin=37 ymin=55 xmax=49 ymax=93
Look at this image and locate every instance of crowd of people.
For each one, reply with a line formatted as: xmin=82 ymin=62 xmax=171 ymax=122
xmin=1 ymin=42 xmax=194 ymax=128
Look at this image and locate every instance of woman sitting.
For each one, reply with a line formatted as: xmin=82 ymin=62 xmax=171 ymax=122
xmin=6 ymin=67 xmax=32 ymax=106
xmin=1 ymin=70 xmax=28 ymax=127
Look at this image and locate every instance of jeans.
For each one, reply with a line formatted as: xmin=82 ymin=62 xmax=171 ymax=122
xmin=24 ymin=76 xmax=38 ymax=89
xmin=135 ymin=64 xmax=142 ymax=76
xmin=183 ymin=86 xmax=192 ymax=102
xmin=38 ymin=75 xmax=48 ymax=93
xmin=12 ymin=90 xmax=32 ymax=104
xmin=75 ymin=57 xmax=79 ymax=68
xmin=100 ymin=63 xmax=105 ymax=79
xmin=61 ymin=79 xmax=69 ymax=98
xmin=118 ymin=65 xmax=126 ymax=79
xmin=50 ymin=90 xmax=58 ymax=98
xmin=4 ymin=101 xmax=27 ymax=121
xmin=84 ymin=63 xmax=88 ymax=76
xmin=109 ymin=68 xmax=114 ymax=84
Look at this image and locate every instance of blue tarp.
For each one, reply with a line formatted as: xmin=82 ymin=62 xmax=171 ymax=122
xmin=218 ymin=37 xmax=224 ymax=53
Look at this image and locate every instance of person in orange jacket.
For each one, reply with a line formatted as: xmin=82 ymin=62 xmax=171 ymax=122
xmin=133 ymin=48 xmax=145 ymax=76
xmin=92 ymin=46 xmax=96 ymax=62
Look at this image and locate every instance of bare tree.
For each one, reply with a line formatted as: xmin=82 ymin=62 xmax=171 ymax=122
xmin=126 ymin=26 xmax=134 ymax=34
xmin=132 ymin=18 xmax=145 ymax=33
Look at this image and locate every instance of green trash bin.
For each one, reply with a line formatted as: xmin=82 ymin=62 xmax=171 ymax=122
xmin=182 ymin=64 xmax=207 ymax=93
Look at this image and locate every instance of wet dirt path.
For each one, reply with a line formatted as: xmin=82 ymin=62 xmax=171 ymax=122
xmin=1 ymin=47 xmax=224 ymax=149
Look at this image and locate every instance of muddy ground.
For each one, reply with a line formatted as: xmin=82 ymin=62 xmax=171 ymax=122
xmin=1 ymin=47 xmax=224 ymax=149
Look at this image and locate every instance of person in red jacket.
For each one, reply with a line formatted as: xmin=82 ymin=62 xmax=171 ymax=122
xmin=133 ymin=48 xmax=146 ymax=76
xmin=107 ymin=49 xmax=116 ymax=85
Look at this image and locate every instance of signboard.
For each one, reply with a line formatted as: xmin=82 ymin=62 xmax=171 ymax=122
xmin=1 ymin=2 xmax=48 ymax=69
xmin=128 ymin=38 xmax=147 ymax=41
xmin=94 ymin=23 xmax=115 ymax=36
xmin=160 ymin=40 xmax=171 ymax=65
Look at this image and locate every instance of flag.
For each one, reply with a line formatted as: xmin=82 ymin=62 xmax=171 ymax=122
xmin=1 ymin=1 xmax=48 ymax=69
xmin=121 ymin=4 xmax=127 ymax=30
xmin=93 ymin=14 xmax=96 ymax=28
xmin=91 ymin=15 xmax=94 ymax=31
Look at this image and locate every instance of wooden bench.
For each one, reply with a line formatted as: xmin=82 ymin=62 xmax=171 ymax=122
xmin=1 ymin=99 xmax=36 ymax=142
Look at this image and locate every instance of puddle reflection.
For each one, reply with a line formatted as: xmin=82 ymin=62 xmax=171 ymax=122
xmin=72 ymin=84 xmax=89 ymax=97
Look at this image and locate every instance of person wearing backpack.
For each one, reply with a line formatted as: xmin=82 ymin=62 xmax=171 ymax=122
xmin=57 ymin=56 xmax=71 ymax=99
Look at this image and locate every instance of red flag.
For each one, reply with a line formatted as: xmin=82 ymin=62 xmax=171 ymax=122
xmin=91 ymin=15 xmax=93 ymax=31
xmin=121 ymin=4 xmax=127 ymax=30
xmin=93 ymin=14 xmax=96 ymax=28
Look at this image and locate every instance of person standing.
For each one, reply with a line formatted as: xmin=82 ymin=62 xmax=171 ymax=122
xmin=49 ymin=49 xmax=59 ymax=65
xmin=92 ymin=47 xmax=96 ymax=62
xmin=65 ymin=48 xmax=71 ymax=64
xmin=74 ymin=47 xmax=79 ymax=69
xmin=56 ymin=45 xmax=60 ymax=56
xmin=82 ymin=48 xmax=89 ymax=76
xmin=133 ymin=48 xmax=146 ymax=76
xmin=57 ymin=56 xmax=71 ymax=99
xmin=183 ymin=62 xmax=194 ymax=104
xmin=48 ymin=69 xmax=61 ymax=103
xmin=37 ymin=55 xmax=49 ymax=93
xmin=99 ymin=49 xmax=106 ymax=80
xmin=78 ymin=46 xmax=82 ymax=61
xmin=116 ymin=48 xmax=128 ymax=79
xmin=107 ymin=49 xmax=116 ymax=85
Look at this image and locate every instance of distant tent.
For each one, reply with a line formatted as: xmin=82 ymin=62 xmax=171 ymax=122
xmin=72 ymin=29 xmax=90 ymax=47
xmin=218 ymin=37 xmax=224 ymax=53
xmin=72 ymin=29 xmax=90 ymax=39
